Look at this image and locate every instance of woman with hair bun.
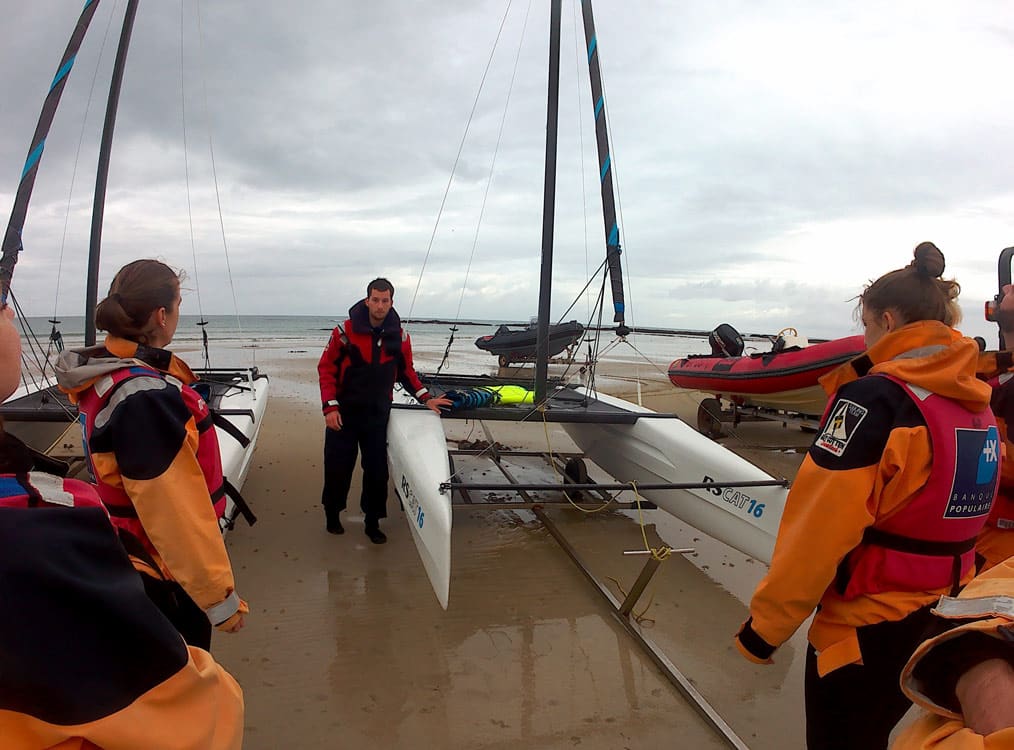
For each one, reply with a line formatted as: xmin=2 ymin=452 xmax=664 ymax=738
xmin=56 ymin=259 xmax=248 ymax=650
xmin=734 ymin=242 xmax=1000 ymax=749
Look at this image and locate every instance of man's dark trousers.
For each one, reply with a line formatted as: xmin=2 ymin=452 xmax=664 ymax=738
xmin=321 ymin=409 xmax=389 ymax=523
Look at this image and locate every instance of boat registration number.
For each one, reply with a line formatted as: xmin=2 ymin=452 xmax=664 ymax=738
xmin=400 ymin=474 xmax=425 ymax=529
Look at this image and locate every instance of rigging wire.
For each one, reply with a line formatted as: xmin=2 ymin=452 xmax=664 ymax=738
xmin=458 ymin=0 xmax=533 ymax=322
xmin=10 ymin=292 xmax=76 ymax=422
xmin=179 ymin=1 xmax=211 ymax=369
xmin=50 ymin=0 xmax=121 ymax=345
xmin=195 ymin=0 xmax=249 ymax=363
xmin=407 ymin=0 xmax=515 ymax=320
xmin=436 ymin=0 xmax=534 ymax=375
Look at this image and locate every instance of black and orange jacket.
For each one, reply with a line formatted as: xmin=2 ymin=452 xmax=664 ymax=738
xmin=317 ymin=301 xmax=431 ymax=415
xmin=976 ymin=351 xmax=1014 ymax=571
xmin=55 ymin=336 xmax=246 ymax=630
xmin=0 ymin=456 xmax=242 ymax=749
xmin=736 ymin=321 xmax=994 ymax=676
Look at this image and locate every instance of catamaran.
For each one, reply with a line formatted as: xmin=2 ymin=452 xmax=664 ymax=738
xmin=388 ymin=0 xmax=793 ymax=610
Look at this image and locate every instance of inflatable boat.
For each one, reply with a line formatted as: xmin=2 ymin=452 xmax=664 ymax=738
xmin=668 ymin=324 xmax=867 ymax=415
xmin=475 ymin=319 xmax=585 ymax=367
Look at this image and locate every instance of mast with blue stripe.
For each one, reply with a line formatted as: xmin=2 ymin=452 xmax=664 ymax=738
xmin=579 ymin=0 xmax=629 ymax=335
xmin=0 ymin=0 xmax=102 ymax=306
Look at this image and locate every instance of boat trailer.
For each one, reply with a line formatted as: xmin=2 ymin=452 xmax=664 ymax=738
xmin=442 ymin=426 xmax=788 ymax=750
xmin=696 ymin=396 xmax=822 ymax=440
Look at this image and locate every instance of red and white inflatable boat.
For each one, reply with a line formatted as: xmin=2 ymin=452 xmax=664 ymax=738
xmin=668 ymin=324 xmax=867 ymax=416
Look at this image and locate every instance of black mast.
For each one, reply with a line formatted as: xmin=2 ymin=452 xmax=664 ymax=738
xmin=0 ymin=0 xmax=103 ymax=306
xmin=579 ymin=0 xmax=627 ymax=333
xmin=534 ymin=0 xmax=564 ymax=404
xmin=85 ymin=0 xmax=139 ymax=346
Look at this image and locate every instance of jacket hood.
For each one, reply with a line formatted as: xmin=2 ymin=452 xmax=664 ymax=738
xmin=348 ymin=300 xmax=401 ymax=336
xmin=820 ymin=321 xmax=991 ymax=412
xmin=55 ymin=335 xmax=196 ymax=402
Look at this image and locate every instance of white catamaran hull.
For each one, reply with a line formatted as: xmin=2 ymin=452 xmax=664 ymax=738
xmin=208 ymin=369 xmax=270 ymax=523
xmin=561 ymin=388 xmax=788 ymax=565
xmin=388 ymin=400 xmax=452 ymax=609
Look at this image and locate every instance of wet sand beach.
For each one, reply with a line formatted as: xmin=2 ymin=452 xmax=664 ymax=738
xmin=213 ymin=349 xmax=816 ymax=749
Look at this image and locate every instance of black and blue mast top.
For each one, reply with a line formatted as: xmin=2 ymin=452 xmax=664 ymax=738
xmin=579 ymin=0 xmax=628 ymax=335
xmin=0 ymin=0 xmax=102 ymax=307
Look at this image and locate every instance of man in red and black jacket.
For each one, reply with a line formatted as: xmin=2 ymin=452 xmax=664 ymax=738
xmin=317 ymin=278 xmax=450 ymax=543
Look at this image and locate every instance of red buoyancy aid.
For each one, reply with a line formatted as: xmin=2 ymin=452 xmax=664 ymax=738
xmin=77 ymin=366 xmax=226 ymax=554
xmin=985 ymin=371 xmax=1014 ymax=530
xmin=0 ymin=472 xmax=105 ymax=511
xmin=839 ymin=375 xmax=1000 ymax=599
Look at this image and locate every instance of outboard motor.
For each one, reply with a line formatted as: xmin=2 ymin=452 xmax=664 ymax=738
xmin=708 ymin=323 xmax=744 ymax=357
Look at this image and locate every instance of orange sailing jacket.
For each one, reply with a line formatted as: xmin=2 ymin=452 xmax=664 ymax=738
xmin=56 ymin=336 xmax=246 ymax=629
xmin=893 ymin=555 xmax=1014 ymax=749
xmin=736 ymin=321 xmax=995 ymax=676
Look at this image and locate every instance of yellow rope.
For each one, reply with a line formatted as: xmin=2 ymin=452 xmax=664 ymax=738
xmin=630 ymin=481 xmax=674 ymax=562
xmin=539 ymin=408 xmax=613 ymax=513
xmin=604 ymin=575 xmax=657 ymax=626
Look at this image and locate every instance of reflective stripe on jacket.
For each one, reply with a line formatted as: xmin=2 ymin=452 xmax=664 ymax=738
xmin=77 ymin=365 xmax=227 ymax=558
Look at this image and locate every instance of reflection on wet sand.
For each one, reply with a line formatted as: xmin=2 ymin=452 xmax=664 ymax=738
xmin=214 ymin=352 xmax=809 ymax=749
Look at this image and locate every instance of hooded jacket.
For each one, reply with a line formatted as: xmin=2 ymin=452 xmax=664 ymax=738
xmin=55 ymin=335 xmax=246 ymax=630
xmin=736 ymin=321 xmax=995 ymax=676
xmin=317 ymin=301 xmax=431 ymax=416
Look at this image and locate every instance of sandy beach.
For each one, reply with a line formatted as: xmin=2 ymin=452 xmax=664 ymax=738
xmin=207 ymin=344 xmax=823 ymax=750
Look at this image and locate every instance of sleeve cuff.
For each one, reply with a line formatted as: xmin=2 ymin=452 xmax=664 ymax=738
xmin=735 ymin=617 xmax=777 ymax=664
xmin=205 ymin=590 xmax=241 ymax=626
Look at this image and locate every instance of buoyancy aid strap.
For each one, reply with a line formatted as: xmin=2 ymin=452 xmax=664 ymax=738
xmin=210 ymin=410 xmax=252 ymax=448
xmin=861 ymin=527 xmax=977 ymax=557
xmin=222 ymin=476 xmax=257 ymax=527
xmin=837 ymin=527 xmax=977 ymax=597
xmin=106 ymin=502 xmax=139 ymax=518
xmin=205 ymin=589 xmax=241 ymax=626
xmin=116 ymin=526 xmax=162 ymax=579
xmin=14 ymin=473 xmax=42 ymax=507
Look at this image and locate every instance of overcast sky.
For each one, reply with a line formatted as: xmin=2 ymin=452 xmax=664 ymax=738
xmin=2 ymin=0 xmax=1014 ymax=341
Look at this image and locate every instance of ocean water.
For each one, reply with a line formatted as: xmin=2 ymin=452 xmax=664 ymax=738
xmin=16 ymin=314 xmax=775 ymax=379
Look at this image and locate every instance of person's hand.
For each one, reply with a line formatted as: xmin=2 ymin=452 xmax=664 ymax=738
xmin=325 ymin=410 xmax=342 ymax=431
xmin=216 ymin=613 xmax=245 ymax=633
xmin=955 ymin=657 xmax=1014 ymax=735
xmin=426 ymin=396 xmax=452 ymax=413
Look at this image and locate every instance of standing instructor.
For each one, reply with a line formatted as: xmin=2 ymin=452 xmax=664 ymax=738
xmin=317 ymin=278 xmax=450 ymax=543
